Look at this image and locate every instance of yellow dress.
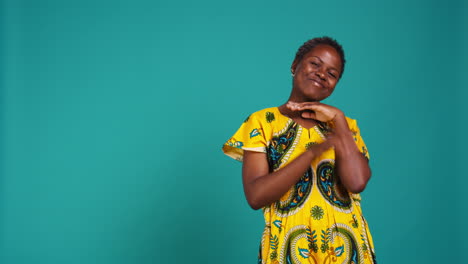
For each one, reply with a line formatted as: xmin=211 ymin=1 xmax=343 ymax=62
xmin=222 ymin=107 xmax=376 ymax=264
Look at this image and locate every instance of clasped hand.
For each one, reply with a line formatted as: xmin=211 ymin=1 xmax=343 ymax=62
xmin=286 ymin=101 xmax=344 ymax=123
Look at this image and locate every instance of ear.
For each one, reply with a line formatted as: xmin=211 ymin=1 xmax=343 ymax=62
xmin=291 ymin=59 xmax=299 ymax=75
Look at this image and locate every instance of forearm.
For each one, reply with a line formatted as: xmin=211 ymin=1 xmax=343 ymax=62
xmin=333 ymin=116 xmax=371 ymax=193
xmin=243 ymin=143 xmax=330 ymax=209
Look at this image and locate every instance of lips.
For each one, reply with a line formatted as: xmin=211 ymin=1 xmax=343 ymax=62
xmin=308 ymin=77 xmax=325 ymax=89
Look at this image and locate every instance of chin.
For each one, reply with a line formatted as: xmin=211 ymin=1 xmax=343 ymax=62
xmin=304 ymin=94 xmax=329 ymax=102
xmin=303 ymin=90 xmax=331 ymax=101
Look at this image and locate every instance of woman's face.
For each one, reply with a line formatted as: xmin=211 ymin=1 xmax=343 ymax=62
xmin=291 ymin=44 xmax=343 ymax=102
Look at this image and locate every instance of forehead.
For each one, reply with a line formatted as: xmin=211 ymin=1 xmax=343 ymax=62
xmin=303 ymin=45 xmax=342 ymax=71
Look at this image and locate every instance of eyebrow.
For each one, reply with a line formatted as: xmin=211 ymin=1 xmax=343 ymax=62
xmin=311 ymin=56 xmax=339 ymax=72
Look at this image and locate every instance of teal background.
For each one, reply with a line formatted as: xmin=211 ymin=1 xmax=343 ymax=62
xmin=1 ymin=0 xmax=466 ymax=263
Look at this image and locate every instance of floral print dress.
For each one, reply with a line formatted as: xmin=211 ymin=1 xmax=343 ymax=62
xmin=222 ymin=107 xmax=376 ymax=264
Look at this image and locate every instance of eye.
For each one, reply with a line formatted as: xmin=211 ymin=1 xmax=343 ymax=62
xmin=310 ymin=61 xmax=319 ymax=66
xmin=328 ymin=72 xmax=337 ymax=79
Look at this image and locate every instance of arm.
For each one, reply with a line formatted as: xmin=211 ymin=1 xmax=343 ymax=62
xmin=287 ymin=101 xmax=371 ymax=193
xmin=331 ymin=114 xmax=371 ymax=193
xmin=242 ymin=140 xmax=333 ymax=210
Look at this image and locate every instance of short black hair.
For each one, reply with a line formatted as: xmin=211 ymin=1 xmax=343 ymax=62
xmin=293 ymin=36 xmax=346 ymax=78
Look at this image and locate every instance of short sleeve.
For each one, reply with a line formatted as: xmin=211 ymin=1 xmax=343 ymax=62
xmin=222 ymin=112 xmax=267 ymax=162
xmin=347 ymin=118 xmax=370 ymax=161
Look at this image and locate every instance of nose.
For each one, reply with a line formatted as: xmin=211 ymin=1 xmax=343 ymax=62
xmin=315 ymin=69 xmax=326 ymax=80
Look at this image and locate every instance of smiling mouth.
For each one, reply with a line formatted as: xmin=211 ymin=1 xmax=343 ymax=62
xmin=308 ymin=78 xmax=325 ymax=88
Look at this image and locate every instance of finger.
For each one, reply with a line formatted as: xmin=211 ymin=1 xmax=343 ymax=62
xmin=294 ymin=102 xmax=320 ymax=108
xmin=286 ymin=101 xmax=302 ymax=111
xmin=297 ymin=104 xmax=322 ymax=112
xmin=301 ymin=111 xmax=316 ymax=119
xmin=286 ymin=102 xmax=301 ymax=111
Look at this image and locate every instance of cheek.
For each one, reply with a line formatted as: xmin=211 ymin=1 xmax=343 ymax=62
xmin=299 ymin=62 xmax=312 ymax=72
xmin=326 ymin=82 xmax=337 ymax=93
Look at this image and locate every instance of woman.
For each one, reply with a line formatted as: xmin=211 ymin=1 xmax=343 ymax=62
xmin=222 ymin=36 xmax=376 ymax=264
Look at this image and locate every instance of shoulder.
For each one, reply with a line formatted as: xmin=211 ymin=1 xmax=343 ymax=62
xmin=344 ymin=116 xmax=369 ymax=136
xmin=345 ymin=116 xmax=357 ymax=127
xmin=244 ymin=107 xmax=281 ymax=124
xmin=344 ymin=116 xmax=368 ymax=141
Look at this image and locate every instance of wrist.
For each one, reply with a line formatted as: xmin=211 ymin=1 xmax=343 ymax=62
xmin=332 ymin=111 xmax=345 ymax=122
xmin=332 ymin=114 xmax=348 ymax=131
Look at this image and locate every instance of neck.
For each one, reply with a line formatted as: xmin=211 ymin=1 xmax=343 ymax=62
xmin=287 ymin=94 xmax=320 ymax=104
xmin=288 ymin=85 xmax=323 ymax=103
xmin=278 ymin=103 xmax=307 ymax=120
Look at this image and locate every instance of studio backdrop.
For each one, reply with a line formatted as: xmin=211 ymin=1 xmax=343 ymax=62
xmin=1 ymin=0 xmax=466 ymax=263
